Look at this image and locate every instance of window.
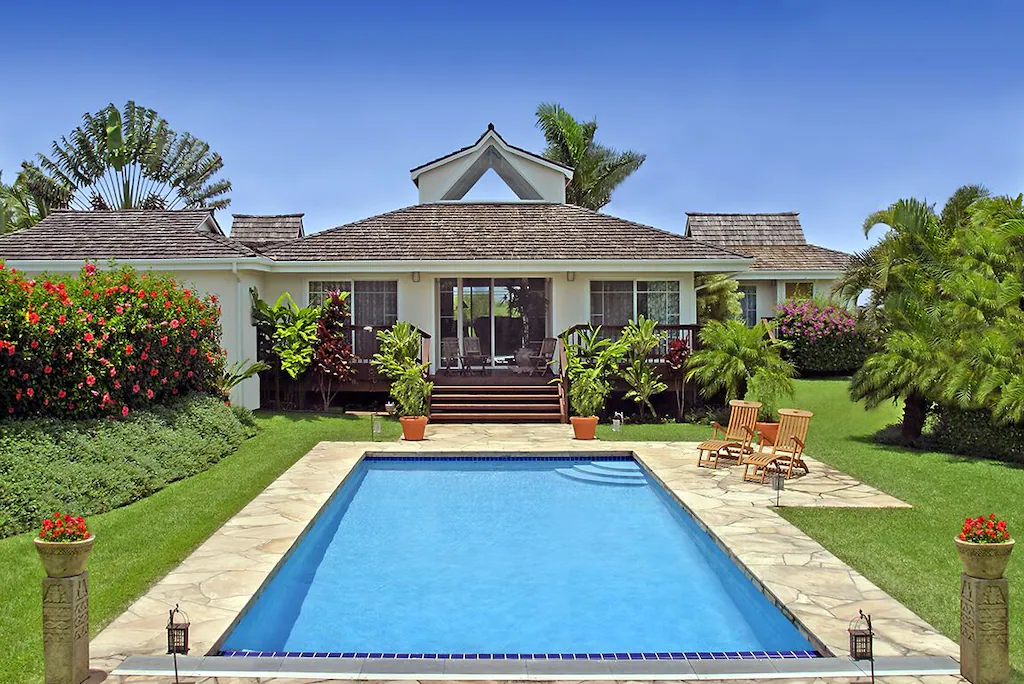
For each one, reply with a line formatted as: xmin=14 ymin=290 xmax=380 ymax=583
xmin=308 ymin=280 xmax=351 ymax=307
xmin=637 ymin=281 xmax=680 ymax=324
xmin=309 ymin=280 xmax=398 ymax=354
xmin=738 ymin=285 xmax=758 ymax=327
xmin=590 ymin=280 xmax=682 ymax=326
xmin=785 ymin=282 xmax=814 ymax=300
xmin=590 ymin=281 xmax=634 ymax=326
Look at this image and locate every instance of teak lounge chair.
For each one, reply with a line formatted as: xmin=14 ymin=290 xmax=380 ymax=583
xmin=526 ymin=337 xmax=557 ymax=376
xmin=696 ymin=399 xmax=761 ymax=469
xmin=461 ymin=337 xmax=488 ymax=375
xmin=742 ymin=408 xmax=813 ymax=484
xmin=440 ymin=337 xmax=461 ymax=375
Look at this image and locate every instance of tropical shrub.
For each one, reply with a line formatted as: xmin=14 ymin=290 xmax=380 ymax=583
xmin=664 ymin=336 xmax=692 ymax=419
xmin=313 ymin=292 xmax=356 ymax=410
xmin=0 ymin=262 xmax=224 ymax=420
xmin=932 ymin=406 xmax=1024 ymax=465
xmin=214 ymin=359 xmax=270 ymax=400
xmin=371 ymin=322 xmax=431 ymax=417
xmin=686 ymin=319 xmax=794 ymax=403
xmin=746 ymin=368 xmax=794 ymax=421
xmin=0 ymin=394 xmax=256 ymax=537
xmin=618 ymin=315 xmax=667 ymax=419
xmin=560 ymin=324 xmax=625 ymax=418
xmin=774 ymin=298 xmax=871 ymax=374
xmin=270 ymin=293 xmax=321 ymax=379
xmin=696 ymin=274 xmax=742 ymax=324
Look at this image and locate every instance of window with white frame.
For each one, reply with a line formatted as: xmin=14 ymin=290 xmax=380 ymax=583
xmin=738 ymin=285 xmax=758 ymax=327
xmin=352 ymin=281 xmax=398 ymax=327
xmin=308 ymin=280 xmax=352 ymax=307
xmin=590 ymin=280 xmax=681 ymax=326
xmin=590 ymin=281 xmax=634 ymax=326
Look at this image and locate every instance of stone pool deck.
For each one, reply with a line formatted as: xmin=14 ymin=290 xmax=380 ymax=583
xmin=89 ymin=424 xmax=961 ymax=683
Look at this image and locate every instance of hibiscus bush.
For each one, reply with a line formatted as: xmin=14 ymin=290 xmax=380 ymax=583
xmin=0 ymin=262 xmax=225 ymax=419
xmin=774 ymin=297 xmax=871 ymax=375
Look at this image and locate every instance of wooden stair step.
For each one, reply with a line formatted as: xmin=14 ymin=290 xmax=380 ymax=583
xmin=431 ymin=403 xmax=559 ymax=411
xmin=431 ymin=412 xmax=562 ymax=422
xmin=431 ymin=393 xmax=557 ymax=401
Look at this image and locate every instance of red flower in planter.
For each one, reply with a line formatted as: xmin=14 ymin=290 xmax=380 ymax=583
xmin=39 ymin=512 xmax=89 ymax=542
xmin=960 ymin=514 xmax=1012 ymax=543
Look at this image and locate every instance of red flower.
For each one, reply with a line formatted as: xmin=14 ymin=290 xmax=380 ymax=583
xmin=125 ymin=344 xmax=133 ymax=355
xmin=160 ymin=336 xmax=168 ymax=347
xmin=27 ymin=311 xmax=40 ymax=325
xmin=83 ymin=332 xmax=94 ymax=343
xmin=150 ymin=368 xmax=159 ymax=376
xmin=57 ymin=314 xmax=66 ymax=325
xmin=146 ymin=389 xmax=154 ymax=399
xmin=85 ymin=375 xmax=96 ymax=386
xmin=121 ymin=406 xmax=129 ymax=417
xmin=57 ymin=390 xmax=66 ymax=399
xmin=44 ymin=365 xmax=52 ymax=374
xmin=132 ymin=384 xmax=140 ymax=393
xmin=170 ymin=319 xmax=180 ymax=329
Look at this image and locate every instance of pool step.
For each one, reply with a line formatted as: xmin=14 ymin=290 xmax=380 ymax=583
xmin=587 ymin=460 xmax=643 ymax=473
xmin=555 ymin=462 xmax=647 ymax=486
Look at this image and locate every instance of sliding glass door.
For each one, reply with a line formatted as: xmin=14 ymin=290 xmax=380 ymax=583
xmin=437 ymin=277 xmax=549 ymax=368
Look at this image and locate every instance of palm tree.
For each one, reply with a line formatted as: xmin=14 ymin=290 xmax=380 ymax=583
xmin=33 ymin=101 xmax=231 ymax=211
xmin=535 ymin=103 xmax=645 ymax=210
xmin=839 ymin=186 xmax=990 ymax=442
xmin=0 ymin=167 xmax=64 ymax=232
xmin=686 ymin=319 xmax=793 ymax=403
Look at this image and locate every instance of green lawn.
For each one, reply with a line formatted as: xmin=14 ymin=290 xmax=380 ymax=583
xmin=610 ymin=379 xmax=1024 ymax=677
xmin=0 ymin=412 xmax=399 ymax=684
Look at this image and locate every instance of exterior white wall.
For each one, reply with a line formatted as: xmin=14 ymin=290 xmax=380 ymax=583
xmin=415 ymin=142 xmax=568 ymax=203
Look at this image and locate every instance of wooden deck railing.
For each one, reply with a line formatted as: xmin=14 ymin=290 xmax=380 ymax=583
xmin=555 ymin=323 xmax=701 ymax=423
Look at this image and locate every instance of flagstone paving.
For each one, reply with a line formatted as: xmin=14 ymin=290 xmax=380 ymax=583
xmin=89 ymin=424 xmax=961 ymax=683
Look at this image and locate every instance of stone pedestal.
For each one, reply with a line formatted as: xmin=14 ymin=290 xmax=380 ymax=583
xmin=42 ymin=571 xmax=89 ymax=684
xmin=960 ymin=573 xmax=1009 ymax=684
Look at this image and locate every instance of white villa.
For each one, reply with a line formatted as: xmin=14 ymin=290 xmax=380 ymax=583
xmin=0 ymin=126 xmax=850 ymax=411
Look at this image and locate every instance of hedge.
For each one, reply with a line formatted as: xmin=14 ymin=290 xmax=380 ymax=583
xmin=933 ymin=406 xmax=1024 ymax=465
xmin=0 ymin=394 xmax=256 ymax=537
xmin=0 ymin=262 xmax=225 ymax=420
xmin=775 ymin=298 xmax=872 ymax=375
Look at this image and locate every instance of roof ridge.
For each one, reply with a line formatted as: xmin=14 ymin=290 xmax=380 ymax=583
xmin=686 ymin=211 xmax=799 ymax=216
xmin=232 ymin=213 xmax=305 ymax=218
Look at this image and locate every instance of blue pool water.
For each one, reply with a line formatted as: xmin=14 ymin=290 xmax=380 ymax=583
xmin=221 ymin=456 xmax=815 ymax=655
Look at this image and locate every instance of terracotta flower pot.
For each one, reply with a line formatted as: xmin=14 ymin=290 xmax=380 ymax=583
xmin=34 ymin=535 xmax=95 ymax=578
xmin=756 ymin=421 xmax=779 ymax=446
xmin=955 ymin=537 xmax=1014 ymax=579
xmin=400 ymin=415 xmax=428 ymax=441
xmin=570 ymin=416 xmax=599 ymax=440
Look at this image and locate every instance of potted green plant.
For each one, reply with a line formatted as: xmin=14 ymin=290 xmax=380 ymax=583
xmin=568 ymin=366 xmax=612 ymax=439
xmin=34 ymin=513 xmax=93 ymax=578
xmin=956 ymin=514 xmax=1014 ymax=579
xmin=559 ymin=325 xmax=623 ymax=440
xmin=371 ymin=322 xmax=433 ymax=441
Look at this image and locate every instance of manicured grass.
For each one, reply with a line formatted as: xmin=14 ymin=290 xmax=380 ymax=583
xmin=610 ymin=380 xmax=1024 ymax=677
xmin=0 ymin=412 xmax=399 ymax=684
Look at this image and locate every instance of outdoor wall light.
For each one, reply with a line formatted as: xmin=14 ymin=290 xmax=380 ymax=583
xmin=412 ymin=271 xmax=421 ymax=282
xmin=566 ymin=271 xmax=576 ymax=281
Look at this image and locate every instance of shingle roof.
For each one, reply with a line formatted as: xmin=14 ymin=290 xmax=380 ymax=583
xmin=727 ymin=244 xmax=852 ymax=271
xmin=685 ymin=212 xmax=806 ymax=246
xmin=230 ymin=214 xmax=304 ymax=246
xmin=0 ymin=210 xmax=256 ymax=260
xmin=263 ymin=203 xmax=749 ymax=262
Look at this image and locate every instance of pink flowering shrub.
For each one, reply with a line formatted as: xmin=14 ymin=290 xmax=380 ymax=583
xmin=774 ymin=298 xmax=870 ymax=374
xmin=0 ymin=262 xmax=225 ymax=419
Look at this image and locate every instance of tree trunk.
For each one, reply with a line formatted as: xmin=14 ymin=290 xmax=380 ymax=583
xmin=901 ymin=391 xmax=928 ymax=444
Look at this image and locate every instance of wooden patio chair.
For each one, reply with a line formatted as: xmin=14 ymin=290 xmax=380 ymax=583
xmin=461 ymin=337 xmax=488 ymax=375
xmin=742 ymin=408 xmax=813 ymax=484
xmin=526 ymin=337 xmax=557 ymax=376
xmin=696 ymin=399 xmax=761 ymax=469
xmin=440 ymin=337 xmax=461 ymax=376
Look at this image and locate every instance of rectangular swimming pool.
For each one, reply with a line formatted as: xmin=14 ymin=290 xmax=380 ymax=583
xmin=220 ymin=455 xmax=817 ymax=658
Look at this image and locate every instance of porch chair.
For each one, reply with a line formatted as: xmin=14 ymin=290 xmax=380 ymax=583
xmin=526 ymin=337 xmax=558 ymax=376
xmin=461 ymin=337 xmax=488 ymax=375
xmin=440 ymin=337 xmax=462 ymax=376
xmin=696 ymin=400 xmax=761 ymax=469
xmin=742 ymin=408 xmax=813 ymax=484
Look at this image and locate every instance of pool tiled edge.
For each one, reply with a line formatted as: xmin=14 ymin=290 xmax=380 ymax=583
xmin=92 ymin=424 xmax=959 ymax=683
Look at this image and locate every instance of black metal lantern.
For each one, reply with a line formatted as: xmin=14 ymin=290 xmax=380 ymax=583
xmin=167 ymin=604 xmax=190 ymax=655
xmin=848 ymin=610 xmax=875 ymax=683
xmin=770 ymin=470 xmax=785 ymax=507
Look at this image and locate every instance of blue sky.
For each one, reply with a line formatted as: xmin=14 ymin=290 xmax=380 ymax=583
xmin=2 ymin=1 xmax=1022 ymax=253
